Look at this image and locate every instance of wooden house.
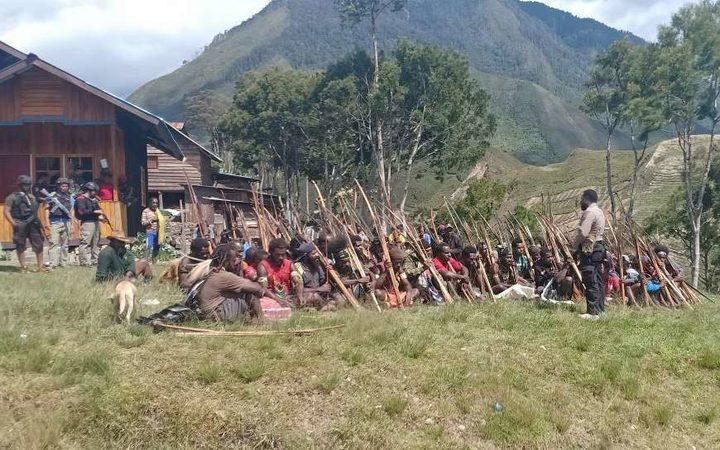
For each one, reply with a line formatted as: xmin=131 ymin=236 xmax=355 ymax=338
xmin=0 ymin=41 xmax=202 ymax=245
xmin=146 ymin=122 xmax=222 ymax=209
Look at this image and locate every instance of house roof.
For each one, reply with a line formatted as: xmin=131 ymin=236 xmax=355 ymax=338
xmin=0 ymin=41 xmax=219 ymax=162
xmin=213 ymin=171 xmax=261 ymax=182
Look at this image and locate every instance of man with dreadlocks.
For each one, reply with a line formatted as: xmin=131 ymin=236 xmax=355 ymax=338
xmin=195 ymin=244 xmax=278 ymax=323
xmin=178 ymin=237 xmax=210 ymax=289
xmin=291 ymin=242 xmax=337 ymax=310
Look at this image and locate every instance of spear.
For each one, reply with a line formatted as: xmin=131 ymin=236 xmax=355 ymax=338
xmin=311 ymin=181 xmax=377 ymax=312
xmin=382 ymin=205 xmax=454 ymax=304
xmin=355 ymin=180 xmax=403 ymax=308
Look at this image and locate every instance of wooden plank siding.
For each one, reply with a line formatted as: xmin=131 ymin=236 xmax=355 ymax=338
xmin=0 ymin=67 xmax=115 ymax=123
xmin=0 ymin=123 xmax=126 ymax=180
xmin=147 ymin=145 xmax=211 ymax=192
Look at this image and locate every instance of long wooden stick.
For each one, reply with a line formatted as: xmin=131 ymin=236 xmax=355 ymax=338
xmin=154 ymin=322 xmax=346 ymax=336
xmin=355 ymin=180 xmax=402 ymax=306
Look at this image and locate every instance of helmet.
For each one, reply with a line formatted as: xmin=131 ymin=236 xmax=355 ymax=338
xmin=56 ymin=177 xmax=70 ymax=185
xmin=83 ymin=182 xmax=99 ymax=192
xmin=17 ymin=175 xmax=32 ymax=185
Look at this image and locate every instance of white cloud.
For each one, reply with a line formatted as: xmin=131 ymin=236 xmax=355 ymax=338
xmin=0 ymin=0 xmax=271 ymax=97
xmin=535 ymin=0 xmax=701 ymax=41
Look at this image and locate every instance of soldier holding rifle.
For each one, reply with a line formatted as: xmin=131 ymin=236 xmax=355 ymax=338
xmin=43 ymin=177 xmax=74 ymax=268
xmin=4 ymin=175 xmax=48 ymax=273
xmin=74 ymin=181 xmax=104 ymax=266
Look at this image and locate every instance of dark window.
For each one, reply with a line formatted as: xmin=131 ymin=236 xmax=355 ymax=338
xmin=67 ymin=156 xmax=94 ymax=185
xmin=147 ymin=156 xmax=159 ymax=169
xmin=35 ymin=156 xmax=62 ymax=186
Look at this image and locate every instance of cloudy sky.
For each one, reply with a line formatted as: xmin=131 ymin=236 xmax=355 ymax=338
xmin=0 ymin=0 xmax=699 ymax=98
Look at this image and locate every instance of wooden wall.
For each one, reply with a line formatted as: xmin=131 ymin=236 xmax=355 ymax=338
xmin=147 ymin=145 xmax=208 ymax=192
xmin=0 ymin=123 xmax=126 ymax=181
xmin=0 ymin=67 xmax=115 ymax=122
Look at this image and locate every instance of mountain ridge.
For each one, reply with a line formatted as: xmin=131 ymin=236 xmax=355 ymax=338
xmin=129 ymin=0 xmax=644 ymax=164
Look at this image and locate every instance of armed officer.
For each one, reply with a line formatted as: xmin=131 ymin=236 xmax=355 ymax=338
xmin=45 ymin=177 xmax=74 ymax=268
xmin=74 ymin=182 xmax=102 ymax=266
xmin=3 ymin=175 xmax=48 ymax=273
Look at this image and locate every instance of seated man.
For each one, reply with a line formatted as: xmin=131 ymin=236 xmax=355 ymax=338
xmin=532 ymin=248 xmax=556 ymax=292
xmin=261 ymin=238 xmax=293 ymax=300
xmin=512 ymin=239 xmax=532 ymax=280
xmin=459 ymin=246 xmax=489 ymax=297
xmin=195 ymin=244 xmax=277 ymax=323
xmin=243 ymin=246 xmax=269 ymax=285
xmin=96 ymin=233 xmax=153 ymax=281
xmin=178 ymin=237 xmax=210 ymax=289
xmin=491 ymin=247 xmax=535 ymax=299
xmin=654 ymin=244 xmax=684 ymax=283
xmin=621 ymin=254 xmax=643 ymax=305
xmin=370 ymin=246 xmax=418 ymax=308
xmin=431 ymin=242 xmax=471 ymax=295
xmin=291 ymin=242 xmax=336 ymax=310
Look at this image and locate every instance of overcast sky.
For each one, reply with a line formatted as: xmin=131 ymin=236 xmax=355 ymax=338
xmin=0 ymin=0 xmax=700 ymax=98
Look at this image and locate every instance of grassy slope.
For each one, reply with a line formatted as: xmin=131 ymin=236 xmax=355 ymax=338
xmin=2 ymin=266 xmax=719 ymax=448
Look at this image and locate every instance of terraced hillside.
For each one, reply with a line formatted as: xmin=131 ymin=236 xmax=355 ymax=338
xmin=449 ymin=136 xmax=714 ymax=230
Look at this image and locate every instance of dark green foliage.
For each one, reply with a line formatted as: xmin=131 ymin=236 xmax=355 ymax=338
xmin=452 ymin=179 xmax=507 ymax=223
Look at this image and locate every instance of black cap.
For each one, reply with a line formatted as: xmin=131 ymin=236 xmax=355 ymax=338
xmin=17 ymin=175 xmax=32 ymax=185
xmin=581 ymin=189 xmax=598 ymax=203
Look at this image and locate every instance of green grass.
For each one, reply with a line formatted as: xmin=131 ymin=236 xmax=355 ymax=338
xmin=1 ymin=264 xmax=720 ymax=448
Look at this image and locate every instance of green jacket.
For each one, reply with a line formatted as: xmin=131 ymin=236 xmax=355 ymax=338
xmin=96 ymin=245 xmax=136 ymax=281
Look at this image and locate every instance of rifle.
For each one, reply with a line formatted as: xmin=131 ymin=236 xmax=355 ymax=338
xmin=40 ymin=189 xmax=71 ymax=218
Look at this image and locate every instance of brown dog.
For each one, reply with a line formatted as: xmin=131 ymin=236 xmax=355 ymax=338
xmin=159 ymin=257 xmax=182 ymax=284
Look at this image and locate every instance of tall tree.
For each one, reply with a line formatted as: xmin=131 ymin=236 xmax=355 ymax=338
xmin=624 ymin=44 xmax=664 ymax=219
xmin=654 ymin=0 xmax=720 ymax=287
xmin=582 ymin=39 xmax=635 ymax=220
xmin=219 ymin=68 xmax=317 ymax=212
xmin=378 ymin=40 xmax=496 ymax=211
xmin=184 ymin=90 xmax=232 ymax=171
xmin=335 ymin=0 xmax=408 ymax=207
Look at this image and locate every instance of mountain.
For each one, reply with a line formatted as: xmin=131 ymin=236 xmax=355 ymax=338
xmin=129 ymin=0 xmax=644 ymax=164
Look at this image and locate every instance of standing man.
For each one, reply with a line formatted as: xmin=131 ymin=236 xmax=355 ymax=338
xmin=45 ymin=177 xmax=74 ymax=268
xmin=141 ymin=198 xmax=161 ymax=262
xmin=4 ymin=175 xmax=47 ymax=273
xmin=573 ymin=189 xmax=607 ymax=320
xmin=74 ymin=182 xmax=102 ymax=266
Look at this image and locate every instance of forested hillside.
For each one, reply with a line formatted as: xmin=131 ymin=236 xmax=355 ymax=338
xmin=129 ymin=0 xmax=643 ymax=164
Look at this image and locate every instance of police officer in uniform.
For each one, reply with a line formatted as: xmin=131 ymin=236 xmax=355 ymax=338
xmin=573 ymin=189 xmax=607 ymax=320
xmin=46 ymin=177 xmax=74 ymax=268
xmin=3 ymin=175 xmax=47 ymax=272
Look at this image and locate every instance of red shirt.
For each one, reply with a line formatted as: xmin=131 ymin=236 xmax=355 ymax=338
xmin=432 ymin=257 xmax=463 ymax=273
xmin=261 ymin=258 xmax=292 ymax=295
xmin=98 ymin=181 xmax=114 ymax=201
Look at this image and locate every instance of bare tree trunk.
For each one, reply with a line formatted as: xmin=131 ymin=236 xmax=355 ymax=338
xmin=692 ymin=214 xmax=701 ymax=288
xmin=399 ymin=123 xmax=423 ymax=212
xmin=604 ymin=131 xmax=617 ymax=220
xmin=370 ymin=12 xmax=391 ymax=208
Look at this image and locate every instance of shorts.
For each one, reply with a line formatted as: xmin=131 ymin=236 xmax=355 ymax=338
xmin=13 ymin=220 xmax=44 ymax=253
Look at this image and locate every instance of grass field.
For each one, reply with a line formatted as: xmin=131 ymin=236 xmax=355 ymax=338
xmin=2 ymin=264 xmax=719 ymax=449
